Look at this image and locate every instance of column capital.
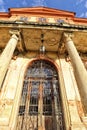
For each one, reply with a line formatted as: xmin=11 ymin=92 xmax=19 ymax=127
xmin=63 ymin=32 xmax=74 ymax=43
xmin=9 ymin=29 xmax=20 ymax=39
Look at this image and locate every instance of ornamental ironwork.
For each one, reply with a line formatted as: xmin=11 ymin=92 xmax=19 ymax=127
xmin=16 ymin=60 xmax=65 ymax=130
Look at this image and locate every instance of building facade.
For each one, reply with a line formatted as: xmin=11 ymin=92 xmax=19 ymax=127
xmin=0 ymin=6 xmax=87 ymax=130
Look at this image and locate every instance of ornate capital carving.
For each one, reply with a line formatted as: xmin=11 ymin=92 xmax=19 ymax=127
xmin=63 ymin=32 xmax=74 ymax=43
xmin=9 ymin=29 xmax=21 ymax=40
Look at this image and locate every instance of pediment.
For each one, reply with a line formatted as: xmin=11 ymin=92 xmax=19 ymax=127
xmin=9 ymin=6 xmax=75 ymax=17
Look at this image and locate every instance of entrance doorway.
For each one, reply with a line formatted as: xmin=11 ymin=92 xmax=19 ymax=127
xmin=16 ymin=60 xmax=65 ymax=130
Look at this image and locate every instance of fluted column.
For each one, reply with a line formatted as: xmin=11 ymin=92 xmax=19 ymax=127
xmin=0 ymin=32 xmax=19 ymax=90
xmin=63 ymin=33 xmax=87 ymax=113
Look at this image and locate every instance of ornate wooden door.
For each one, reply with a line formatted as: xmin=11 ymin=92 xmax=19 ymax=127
xmin=16 ymin=60 xmax=65 ymax=130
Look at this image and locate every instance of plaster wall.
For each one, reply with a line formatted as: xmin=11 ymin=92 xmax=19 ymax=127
xmin=0 ymin=57 xmax=30 ymax=130
xmin=58 ymin=58 xmax=86 ymax=130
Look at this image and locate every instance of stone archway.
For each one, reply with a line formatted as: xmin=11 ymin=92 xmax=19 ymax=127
xmin=16 ymin=59 xmax=65 ymax=130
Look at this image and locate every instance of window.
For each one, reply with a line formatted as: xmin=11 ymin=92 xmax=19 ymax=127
xmin=19 ymin=106 xmax=25 ymax=116
xmin=43 ymin=81 xmax=52 ymax=115
xmin=38 ymin=17 xmax=47 ymax=23
xmin=29 ymin=81 xmax=39 ymax=115
xmin=20 ymin=16 xmax=28 ymax=22
xmin=56 ymin=19 xmax=64 ymax=25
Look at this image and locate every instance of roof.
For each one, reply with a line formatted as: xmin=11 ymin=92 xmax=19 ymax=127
xmin=8 ymin=6 xmax=76 ymax=17
xmin=0 ymin=6 xmax=75 ymax=18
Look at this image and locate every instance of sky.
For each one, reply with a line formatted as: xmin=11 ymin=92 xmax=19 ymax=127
xmin=0 ymin=0 xmax=87 ymax=18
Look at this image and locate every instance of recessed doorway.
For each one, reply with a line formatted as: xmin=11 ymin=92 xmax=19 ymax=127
xmin=16 ymin=59 xmax=65 ymax=130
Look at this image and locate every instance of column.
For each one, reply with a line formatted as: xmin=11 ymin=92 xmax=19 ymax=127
xmin=63 ymin=33 xmax=87 ymax=113
xmin=0 ymin=32 xmax=19 ymax=90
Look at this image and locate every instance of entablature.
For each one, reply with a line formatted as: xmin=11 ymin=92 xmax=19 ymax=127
xmin=0 ymin=21 xmax=87 ymax=55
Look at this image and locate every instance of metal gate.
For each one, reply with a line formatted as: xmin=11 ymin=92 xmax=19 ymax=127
xmin=16 ymin=60 xmax=65 ymax=130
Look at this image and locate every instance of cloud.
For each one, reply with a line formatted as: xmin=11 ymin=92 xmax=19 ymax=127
xmin=78 ymin=11 xmax=87 ymax=18
xmin=0 ymin=0 xmax=4 ymax=5
xmin=0 ymin=0 xmax=6 ymax=12
xmin=32 ymin=0 xmax=47 ymax=7
xmin=76 ymin=0 xmax=84 ymax=5
xmin=22 ymin=0 xmax=27 ymax=6
xmin=0 ymin=5 xmax=6 ymax=12
xmin=79 ymin=12 xmax=85 ymax=17
xmin=85 ymin=12 xmax=87 ymax=17
xmin=85 ymin=1 xmax=87 ymax=8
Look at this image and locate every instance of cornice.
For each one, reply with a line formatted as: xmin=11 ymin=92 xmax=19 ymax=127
xmin=74 ymin=17 xmax=87 ymax=23
xmin=9 ymin=6 xmax=75 ymax=18
xmin=0 ymin=12 xmax=9 ymax=18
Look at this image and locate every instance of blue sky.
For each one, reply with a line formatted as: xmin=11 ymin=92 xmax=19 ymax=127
xmin=0 ymin=0 xmax=87 ymax=18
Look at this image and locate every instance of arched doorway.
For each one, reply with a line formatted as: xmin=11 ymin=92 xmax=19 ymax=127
xmin=17 ymin=59 xmax=65 ymax=130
